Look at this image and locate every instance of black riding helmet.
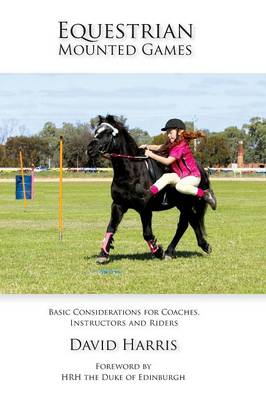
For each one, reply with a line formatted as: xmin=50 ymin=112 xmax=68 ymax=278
xmin=161 ymin=118 xmax=186 ymax=131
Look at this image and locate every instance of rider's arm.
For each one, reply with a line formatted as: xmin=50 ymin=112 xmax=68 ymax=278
xmin=139 ymin=144 xmax=162 ymax=151
xmin=145 ymin=149 xmax=175 ymax=166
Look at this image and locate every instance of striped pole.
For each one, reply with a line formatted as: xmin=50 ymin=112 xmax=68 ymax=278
xmin=19 ymin=150 xmax=27 ymax=210
xmin=31 ymin=163 xmax=35 ymax=200
xmin=59 ymin=136 xmax=63 ymax=240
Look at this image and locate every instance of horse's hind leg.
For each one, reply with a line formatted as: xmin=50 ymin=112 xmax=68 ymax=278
xmin=96 ymin=202 xmax=127 ymax=264
xmin=165 ymin=211 xmax=189 ymax=258
xmin=140 ymin=211 xmax=165 ymax=259
xmin=187 ymin=210 xmax=212 ymax=254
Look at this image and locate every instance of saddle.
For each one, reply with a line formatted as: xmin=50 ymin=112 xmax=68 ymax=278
xmin=145 ymin=158 xmax=171 ymax=206
xmin=145 ymin=158 xmax=169 ymax=182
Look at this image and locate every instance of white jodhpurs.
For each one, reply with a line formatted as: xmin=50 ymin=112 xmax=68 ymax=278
xmin=153 ymin=173 xmax=201 ymax=196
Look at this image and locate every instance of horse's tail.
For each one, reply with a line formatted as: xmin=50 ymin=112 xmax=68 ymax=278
xmin=195 ymin=163 xmax=211 ymax=237
xmin=197 ymin=162 xmax=210 ymax=190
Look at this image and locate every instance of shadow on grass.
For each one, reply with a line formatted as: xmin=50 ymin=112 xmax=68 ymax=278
xmin=84 ymin=252 xmax=151 ymax=262
xmin=174 ymin=251 xmax=204 ymax=258
xmin=84 ymin=250 xmax=203 ymax=262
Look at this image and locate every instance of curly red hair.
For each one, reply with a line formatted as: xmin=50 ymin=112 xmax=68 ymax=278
xmin=158 ymin=129 xmax=206 ymax=155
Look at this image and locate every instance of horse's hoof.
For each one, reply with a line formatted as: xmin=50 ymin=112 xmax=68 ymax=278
xmin=165 ymin=250 xmax=176 ymax=259
xmin=200 ymin=243 xmax=212 ymax=254
xmin=96 ymin=256 xmax=110 ymax=264
xmin=153 ymin=246 xmax=165 ymax=260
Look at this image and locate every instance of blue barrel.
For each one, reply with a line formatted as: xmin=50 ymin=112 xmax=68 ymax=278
xmin=16 ymin=175 xmax=32 ymax=200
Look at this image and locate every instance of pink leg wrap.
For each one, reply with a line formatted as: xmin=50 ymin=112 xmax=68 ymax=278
xmin=150 ymin=185 xmax=159 ymax=195
xmin=147 ymin=239 xmax=159 ymax=254
xmin=102 ymin=232 xmax=113 ymax=255
xmin=196 ymin=188 xmax=204 ymax=198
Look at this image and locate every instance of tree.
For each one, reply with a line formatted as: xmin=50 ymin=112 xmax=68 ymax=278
xmin=185 ymin=121 xmax=195 ymax=130
xmin=0 ymin=144 xmax=7 ymax=166
xmin=151 ymin=132 xmax=167 ymax=145
xmin=39 ymin=121 xmax=57 ymax=138
xmin=38 ymin=122 xmax=59 ymax=167
xmin=5 ymin=136 xmax=50 ymax=167
xmin=222 ymin=126 xmax=248 ymax=163
xmin=129 ymin=128 xmax=151 ymax=145
xmin=37 ymin=121 xmax=94 ymax=167
xmin=0 ymin=119 xmax=27 ymax=144
xmin=196 ymin=134 xmax=231 ymax=167
xmin=63 ymin=132 xmax=93 ymax=167
xmin=244 ymin=117 xmax=266 ymax=164
xmin=57 ymin=122 xmax=93 ymax=167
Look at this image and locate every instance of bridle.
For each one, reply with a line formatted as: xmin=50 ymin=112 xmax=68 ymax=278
xmin=95 ymin=122 xmax=119 ymax=138
xmin=95 ymin=122 xmax=148 ymax=161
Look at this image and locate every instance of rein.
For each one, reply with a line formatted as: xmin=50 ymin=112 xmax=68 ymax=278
xmin=101 ymin=152 xmax=148 ymax=161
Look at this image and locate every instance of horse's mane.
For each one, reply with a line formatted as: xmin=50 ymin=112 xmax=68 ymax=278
xmin=100 ymin=114 xmax=140 ymax=155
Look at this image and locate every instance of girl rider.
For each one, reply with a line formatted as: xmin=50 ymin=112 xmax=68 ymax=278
xmin=142 ymin=118 xmax=216 ymax=210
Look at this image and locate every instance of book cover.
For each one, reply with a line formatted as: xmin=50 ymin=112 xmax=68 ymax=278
xmin=0 ymin=1 xmax=265 ymax=399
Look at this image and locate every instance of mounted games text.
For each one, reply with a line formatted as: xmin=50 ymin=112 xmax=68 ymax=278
xmin=58 ymin=22 xmax=194 ymax=57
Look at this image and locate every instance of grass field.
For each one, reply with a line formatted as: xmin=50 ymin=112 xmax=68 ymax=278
xmin=0 ymin=180 xmax=265 ymax=294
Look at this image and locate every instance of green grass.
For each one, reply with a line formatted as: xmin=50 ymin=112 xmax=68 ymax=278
xmin=0 ymin=180 xmax=265 ymax=294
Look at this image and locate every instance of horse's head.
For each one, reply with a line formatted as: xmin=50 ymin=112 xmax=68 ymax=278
xmin=87 ymin=115 xmax=121 ymax=161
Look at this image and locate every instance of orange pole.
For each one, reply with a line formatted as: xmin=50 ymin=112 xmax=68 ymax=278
xmin=59 ymin=136 xmax=63 ymax=240
xmin=19 ymin=150 xmax=27 ymax=210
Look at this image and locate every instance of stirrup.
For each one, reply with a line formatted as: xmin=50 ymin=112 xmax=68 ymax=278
xmin=161 ymin=192 xmax=169 ymax=206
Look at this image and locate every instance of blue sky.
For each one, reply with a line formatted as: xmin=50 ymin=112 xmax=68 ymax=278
xmin=0 ymin=74 xmax=266 ymax=136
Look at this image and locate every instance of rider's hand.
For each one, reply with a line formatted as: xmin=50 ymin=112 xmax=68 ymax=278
xmin=145 ymin=149 xmax=153 ymax=157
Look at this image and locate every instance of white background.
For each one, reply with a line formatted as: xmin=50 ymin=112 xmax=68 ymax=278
xmin=1 ymin=296 xmax=266 ymax=400
xmin=0 ymin=0 xmax=266 ymax=399
xmin=0 ymin=0 xmax=265 ymax=72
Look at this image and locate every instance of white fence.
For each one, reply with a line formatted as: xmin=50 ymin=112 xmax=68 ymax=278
xmin=0 ymin=167 xmax=265 ymax=176
xmin=207 ymin=167 xmax=266 ymax=176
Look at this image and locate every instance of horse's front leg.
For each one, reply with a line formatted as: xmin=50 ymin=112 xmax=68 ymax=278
xmin=97 ymin=202 xmax=127 ymax=264
xmin=165 ymin=210 xmax=189 ymax=258
xmin=140 ymin=211 xmax=165 ymax=259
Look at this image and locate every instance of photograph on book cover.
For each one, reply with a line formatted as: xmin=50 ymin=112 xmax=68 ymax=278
xmin=0 ymin=73 xmax=265 ymax=294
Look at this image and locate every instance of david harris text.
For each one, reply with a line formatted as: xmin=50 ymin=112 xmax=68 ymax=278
xmin=70 ymin=338 xmax=178 ymax=351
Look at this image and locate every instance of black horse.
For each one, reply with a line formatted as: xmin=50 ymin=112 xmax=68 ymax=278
xmin=88 ymin=115 xmax=214 ymax=264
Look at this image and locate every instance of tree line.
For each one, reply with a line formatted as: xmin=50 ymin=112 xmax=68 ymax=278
xmin=0 ymin=116 xmax=265 ymax=168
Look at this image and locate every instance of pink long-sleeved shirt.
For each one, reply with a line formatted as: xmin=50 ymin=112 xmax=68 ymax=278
xmin=169 ymin=140 xmax=200 ymax=178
